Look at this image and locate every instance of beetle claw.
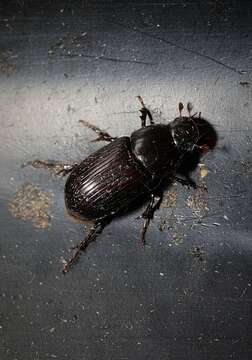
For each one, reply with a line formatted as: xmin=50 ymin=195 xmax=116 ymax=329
xmin=57 ymin=164 xmax=78 ymax=176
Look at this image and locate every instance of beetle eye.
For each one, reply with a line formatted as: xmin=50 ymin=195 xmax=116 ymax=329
xmin=198 ymin=144 xmax=210 ymax=153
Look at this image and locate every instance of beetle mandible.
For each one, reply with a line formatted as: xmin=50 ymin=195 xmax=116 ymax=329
xmin=27 ymin=97 xmax=217 ymax=273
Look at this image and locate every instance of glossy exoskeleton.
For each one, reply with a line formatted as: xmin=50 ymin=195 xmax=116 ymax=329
xmin=27 ymin=98 xmax=217 ymax=273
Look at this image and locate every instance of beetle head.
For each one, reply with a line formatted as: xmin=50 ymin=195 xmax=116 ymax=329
xmin=170 ymin=102 xmax=217 ymax=155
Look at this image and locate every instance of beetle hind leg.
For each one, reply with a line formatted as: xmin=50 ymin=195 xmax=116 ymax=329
xmin=22 ymin=160 xmax=78 ymax=176
xmin=62 ymin=220 xmax=108 ymax=273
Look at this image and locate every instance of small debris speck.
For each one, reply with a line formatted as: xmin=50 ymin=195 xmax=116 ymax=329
xmin=160 ymin=188 xmax=177 ymax=208
xmin=186 ymin=191 xmax=209 ymax=218
xmin=199 ymin=163 xmax=208 ymax=178
xmin=0 ymin=50 xmax=16 ymax=74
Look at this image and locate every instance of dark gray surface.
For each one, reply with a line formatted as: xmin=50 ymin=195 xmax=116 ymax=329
xmin=0 ymin=1 xmax=252 ymax=359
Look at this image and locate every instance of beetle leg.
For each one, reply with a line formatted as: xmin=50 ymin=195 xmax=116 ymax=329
xmin=57 ymin=164 xmax=79 ymax=176
xmin=137 ymin=95 xmax=154 ymax=127
xmin=140 ymin=193 xmax=162 ymax=245
xmin=174 ymin=176 xmax=197 ymax=189
xmin=22 ymin=159 xmax=78 ymax=176
xmin=79 ymin=119 xmax=116 ymax=142
xmin=174 ymin=176 xmax=207 ymax=191
xmin=62 ymin=221 xmax=107 ymax=274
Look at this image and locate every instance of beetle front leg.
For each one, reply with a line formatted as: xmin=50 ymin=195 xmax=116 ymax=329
xmin=23 ymin=160 xmax=78 ymax=176
xmin=174 ymin=176 xmax=197 ymax=189
xmin=79 ymin=119 xmax=117 ymax=142
xmin=140 ymin=193 xmax=162 ymax=245
xmin=174 ymin=176 xmax=207 ymax=191
xmin=137 ymin=95 xmax=154 ymax=127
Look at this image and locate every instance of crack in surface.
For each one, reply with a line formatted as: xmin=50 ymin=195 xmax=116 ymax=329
xmin=115 ymin=22 xmax=246 ymax=75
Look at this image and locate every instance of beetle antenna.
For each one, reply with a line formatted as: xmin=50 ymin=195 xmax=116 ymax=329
xmin=137 ymin=95 xmax=146 ymax=109
xmin=187 ymin=102 xmax=193 ymax=117
xmin=179 ymin=102 xmax=184 ymax=117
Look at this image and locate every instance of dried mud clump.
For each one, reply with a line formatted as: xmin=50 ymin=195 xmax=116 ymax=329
xmin=8 ymin=183 xmax=52 ymax=229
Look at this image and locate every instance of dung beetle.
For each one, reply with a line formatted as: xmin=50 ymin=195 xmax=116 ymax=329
xmin=27 ymin=97 xmax=217 ymax=273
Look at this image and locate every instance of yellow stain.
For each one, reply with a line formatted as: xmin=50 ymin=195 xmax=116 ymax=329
xmin=199 ymin=163 xmax=208 ymax=178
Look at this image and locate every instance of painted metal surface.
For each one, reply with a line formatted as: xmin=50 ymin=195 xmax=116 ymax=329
xmin=0 ymin=1 xmax=251 ymax=359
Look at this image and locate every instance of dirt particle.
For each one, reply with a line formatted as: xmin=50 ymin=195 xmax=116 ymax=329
xmin=190 ymin=246 xmax=205 ymax=262
xmin=241 ymin=160 xmax=252 ymax=174
xmin=161 ymin=188 xmax=177 ymax=208
xmin=170 ymin=233 xmax=184 ymax=246
xmin=239 ymin=81 xmax=250 ymax=87
xmin=199 ymin=163 xmax=208 ymax=179
xmin=186 ymin=188 xmax=209 ymax=218
xmin=8 ymin=183 xmax=52 ymax=229
xmin=158 ymin=219 xmax=167 ymax=231
xmin=0 ymin=50 xmax=16 ymax=75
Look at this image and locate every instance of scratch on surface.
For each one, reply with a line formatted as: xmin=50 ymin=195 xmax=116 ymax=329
xmin=64 ymin=53 xmax=156 ymax=66
xmin=48 ymin=32 xmax=156 ymax=66
xmin=115 ymin=22 xmax=245 ymax=74
xmin=28 ymin=274 xmax=36 ymax=284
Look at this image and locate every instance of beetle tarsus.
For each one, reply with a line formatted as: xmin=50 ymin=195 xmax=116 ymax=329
xmin=79 ymin=119 xmax=116 ymax=142
xmin=137 ymin=95 xmax=154 ymax=127
xmin=174 ymin=176 xmax=197 ymax=189
xmin=140 ymin=193 xmax=162 ymax=244
xmin=141 ymin=217 xmax=151 ymax=245
xmin=62 ymin=221 xmax=106 ymax=274
xmin=23 ymin=159 xmax=76 ymax=176
xmin=57 ymin=164 xmax=78 ymax=176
